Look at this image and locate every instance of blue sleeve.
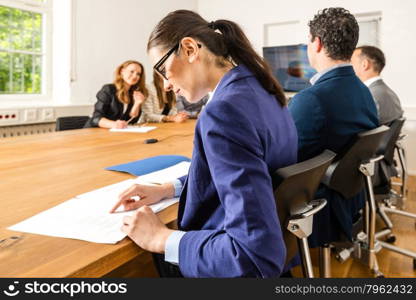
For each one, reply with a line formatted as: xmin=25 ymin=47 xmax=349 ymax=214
xmin=171 ymin=179 xmax=183 ymax=197
xmin=177 ymin=175 xmax=187 ymax=186
xmin=288 ymin=91 xmax=325 ymax=161
xmin=178 ymin=101 xmax=286 ymax=278
xmin=164 ymin=230 xmax=187 ymax=265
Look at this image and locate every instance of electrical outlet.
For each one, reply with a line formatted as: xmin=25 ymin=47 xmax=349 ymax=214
xmin=24 ymin=109 xmax=38 ymax=122
xmin=42 ymin=108 xmax=54 ymax=121
xmin=0 ymin=110 xmax=19 ymax=124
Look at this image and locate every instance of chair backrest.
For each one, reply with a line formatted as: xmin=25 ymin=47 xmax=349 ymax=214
xmin=377 ymin=118 xmax=406 ymax=165
xmin=372 ymin=118 xmax=406 ymax=193
xmin=273 ymin=149 xmax=336 ymax=264
xmin=321 ymin=125 xmax=389 ymax=199
xmin=56 ymin=116 xmax=89 ymax=131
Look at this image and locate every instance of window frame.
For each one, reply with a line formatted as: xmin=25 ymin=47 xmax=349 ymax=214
xmin=0 ymin=0 xmax=52 ymax=101
xmin=355 ymin=12 xmax=382 ymax=47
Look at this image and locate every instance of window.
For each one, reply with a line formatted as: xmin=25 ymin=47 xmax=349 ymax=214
xmin=0 ymin=0 xmax=51 ymax=96
xmin=355 ymin=12 xmax=382 ymax=47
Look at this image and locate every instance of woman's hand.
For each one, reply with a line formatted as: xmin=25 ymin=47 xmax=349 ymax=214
xmin=113 ymin=120 xmax=128 ymax=129
xmin=121 ymin=206 xmax=174 ymax=253
xmin=110 ymin=183 xmax=175 ymax=213
xmin=165 ymin=112 xmax=189 ymax=123
xmin=130 ymin=91 xmax=146 ymax=118
xmin=133 ymin=91 xmax=146 ymax=106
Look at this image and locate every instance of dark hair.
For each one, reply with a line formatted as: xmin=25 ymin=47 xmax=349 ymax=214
xmin=147 ymin=10 xmax=286 ymax=106
xmin=309 ymin=7 xmax=359 ymax=61
xmin=356 ymin=45 xmax=386 ymax=73
xmin=153 ymin=70 xmax=176 ymax=110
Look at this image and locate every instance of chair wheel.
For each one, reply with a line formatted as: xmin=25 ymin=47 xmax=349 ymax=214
xmin=374 ymin=271 xmax=385 ymax=278
xmin=385 ymin=234 xmax=396 ymax=244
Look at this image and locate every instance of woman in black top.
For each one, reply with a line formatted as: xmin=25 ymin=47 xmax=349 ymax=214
xmin=84 ymin=60 xmax=149 ymax=129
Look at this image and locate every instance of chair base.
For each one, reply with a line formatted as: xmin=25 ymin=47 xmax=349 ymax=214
xmin=330 ymin=232 xmax=385 ymax=277
xmin=319 ymin=245 xmax=331 ymax=278
xmin=378 ymin=240 xmax=416 ymax=261
xmin=322 ymin=161 xmax=385 ymax=278
xmin=374 ymin=203 xmax=416 ymax=269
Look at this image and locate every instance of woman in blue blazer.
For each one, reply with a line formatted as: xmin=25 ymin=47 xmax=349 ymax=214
xmin=111 ymin=10 xmax=298 ymax=277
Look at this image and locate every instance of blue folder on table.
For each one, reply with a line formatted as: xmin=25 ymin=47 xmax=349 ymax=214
xmin=105 ymin=155 xmax=191 ymax=176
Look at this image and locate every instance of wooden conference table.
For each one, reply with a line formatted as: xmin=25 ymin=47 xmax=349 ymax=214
xmin=0 ymin=121 xmax=196 ymax=277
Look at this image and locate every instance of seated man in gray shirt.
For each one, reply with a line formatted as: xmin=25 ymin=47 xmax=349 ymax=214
xmin=176 ymin=95 xmax=209 ymax=119
xmin=351 ymin=45 xmax=403 ymax=125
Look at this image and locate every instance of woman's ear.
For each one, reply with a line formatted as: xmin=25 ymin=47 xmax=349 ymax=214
xmin=180 ymin=37 xmax=200 ymax=63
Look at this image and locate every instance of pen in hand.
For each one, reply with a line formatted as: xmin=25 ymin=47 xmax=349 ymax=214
xmin=126 ymin=116 xmax=135 ymax=125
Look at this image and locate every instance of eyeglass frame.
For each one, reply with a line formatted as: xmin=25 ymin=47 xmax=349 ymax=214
xmin=153 ymin=43 xmax=180 ymax=80
xmin=153 ymin=42 xmax=202 ymax=80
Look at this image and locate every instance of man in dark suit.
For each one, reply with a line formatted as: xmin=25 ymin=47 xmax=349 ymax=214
xmin=351 ymin=45 xmax=403 ymax=125
xmin=289 ymin=7 xmax=379 ymax=246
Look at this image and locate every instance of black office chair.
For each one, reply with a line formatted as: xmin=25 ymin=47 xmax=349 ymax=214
xmin=374 ymin=118 xmax=407 ymax=202
xmin=55 ymin=116 xmax=89 ymax=131
xmin=273 ymin=149 xmax=336 ymax=278
xmin=320 ymin=125 xmax=389 ymax=277
xmin=372 ymin=118 xmax=416 ymax=268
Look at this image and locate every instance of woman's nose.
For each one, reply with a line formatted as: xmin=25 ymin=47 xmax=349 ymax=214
xmin=163 ymin=79 xmax=173 ymax=91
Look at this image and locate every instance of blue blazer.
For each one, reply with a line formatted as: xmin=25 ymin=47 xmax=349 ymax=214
xmin=176 ymin=65 xmax=298 ymax=277
xmin=289 ymin=66 xmax=379 ymax=246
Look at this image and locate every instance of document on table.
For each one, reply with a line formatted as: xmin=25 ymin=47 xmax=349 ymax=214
xmin=8 ymin=162 xmax=191 ymax=244
xmin=135 ymin=161 xmax=191 ymax=184
xmin=109 ymin=126 xmax=157 ymax=133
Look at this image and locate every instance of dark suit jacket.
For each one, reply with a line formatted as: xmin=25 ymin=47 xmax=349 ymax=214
xmin=84 ymin=84 xmax=140 ymax=127
xmin=369 ymin=79 xmax=403 ymax=125
xmin=176 ymin=65 xmax=298 ymax=277
xmin=289 ymin=66 xmax=379 ymax=246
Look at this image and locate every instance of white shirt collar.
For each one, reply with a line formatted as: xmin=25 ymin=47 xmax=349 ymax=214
xmin=364 ymin=76 xmax=382 ymax=87
xmin=206 ymin=81 xmax=220 ymax=105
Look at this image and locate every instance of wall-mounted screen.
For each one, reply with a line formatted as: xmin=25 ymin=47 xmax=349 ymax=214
xmin=263 ymin=44 xmax=317 ymax=92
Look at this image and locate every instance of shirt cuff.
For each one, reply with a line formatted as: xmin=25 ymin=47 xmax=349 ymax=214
xmin=172 ymin=179 xmax=183 ymax=197
xmin=164 ymin=230 xmax=186 ymax=265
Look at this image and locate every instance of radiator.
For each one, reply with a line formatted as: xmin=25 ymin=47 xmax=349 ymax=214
xmin=0 ymin=123 xmax=55 ymax=138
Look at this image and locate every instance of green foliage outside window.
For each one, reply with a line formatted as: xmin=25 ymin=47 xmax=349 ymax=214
xmin=0 ymin=5 xmax=43 ymax=94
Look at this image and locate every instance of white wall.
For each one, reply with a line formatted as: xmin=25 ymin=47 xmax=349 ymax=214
xmin=70 ymin=0 xmax=198 ymax=104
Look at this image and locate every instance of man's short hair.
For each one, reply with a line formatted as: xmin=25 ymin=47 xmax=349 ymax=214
xmin=308 ymin=7 xmax=359 ymax=61
xmin=356 ymin=45 xmax=386 ymax=73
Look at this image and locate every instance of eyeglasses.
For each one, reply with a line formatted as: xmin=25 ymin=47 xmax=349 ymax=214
xmin=153 ymin=44 xmax=179 ymax=80
xmin=153 ymin=43 xmax=202 ymax=80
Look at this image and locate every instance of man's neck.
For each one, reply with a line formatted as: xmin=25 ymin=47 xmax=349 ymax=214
xmin=313 ymin=58 xmax=350 ymax=73
xmin=360 ymin=72 xmax=381 ymax=82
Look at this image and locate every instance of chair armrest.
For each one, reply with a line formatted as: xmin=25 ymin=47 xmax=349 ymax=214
xmin=291 ymin=198 xmax=327 ymax=219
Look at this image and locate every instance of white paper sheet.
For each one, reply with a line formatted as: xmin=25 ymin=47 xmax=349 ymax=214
xmin=109 ymin=126 xmax=157 ymax=133
xmin=135 ymin=161 xmax=191 ymax=184
xmin=8 ymin=162 xmax=190 ymax=244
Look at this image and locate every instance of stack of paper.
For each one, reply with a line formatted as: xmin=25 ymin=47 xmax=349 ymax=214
xmin=8 ymin=162 xmax=190 ymax=244
xmin=109 ymin=126 xmax=156 ymax=133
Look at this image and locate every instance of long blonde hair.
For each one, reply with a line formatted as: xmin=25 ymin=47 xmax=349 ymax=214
xmin=153 ymin=70 xmax=176 ymax=109
xmin=114 ymin=60 xmax=149 ymax=104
